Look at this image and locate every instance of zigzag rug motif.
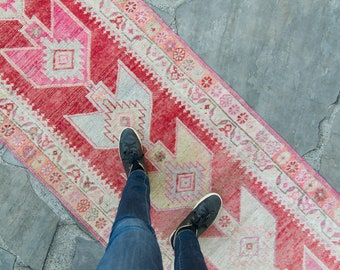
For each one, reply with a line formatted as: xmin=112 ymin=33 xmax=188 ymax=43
xmin=0 ymin=0 xmax=339 ymax=269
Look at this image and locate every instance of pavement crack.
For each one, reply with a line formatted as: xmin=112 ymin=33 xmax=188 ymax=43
xmin=172 ymin=13 xmax=178 ymax=34
xmin=42 ymin=221 xmax=61 ymax=270
xmin=303 ymin=90 xmax=340 ymax=170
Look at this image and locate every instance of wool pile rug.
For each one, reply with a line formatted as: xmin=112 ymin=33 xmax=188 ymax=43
xmin=0 ymin=0 xmax=339 ymax=269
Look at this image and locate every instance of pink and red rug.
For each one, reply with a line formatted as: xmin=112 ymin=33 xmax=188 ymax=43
xmin=0 ymin=0 xmax=339 ymax=269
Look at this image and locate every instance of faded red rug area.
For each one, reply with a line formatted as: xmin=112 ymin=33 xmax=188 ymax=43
xmin=0 ymin=0 xmax=339 ymax=269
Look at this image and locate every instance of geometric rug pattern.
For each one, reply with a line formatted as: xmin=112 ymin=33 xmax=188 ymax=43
xmin=0 ymin=0 xmax=339 ymax=269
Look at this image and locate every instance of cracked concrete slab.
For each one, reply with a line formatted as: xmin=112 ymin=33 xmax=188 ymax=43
xmin=44 ymin=224 xmax=103 ymax=270
xmin=0 ymin=145 xmax=105 ymax=269
xmin=2 ymin=149 xmax=26 ymax=168
xmin=1 ymin=145 xmax=75 ymax=224
xmin=0 ymin=248 xmax=16 ymax=270
xmin=144 ymin=0 xmax=193 ymax=33
xmin=71 ymin=237 xmax=105 ymax=270
xmin=0 ymin=143 xmax=6 ymax=156
xmin=145 ymin=0 xmax=193 ymax=14
xmin=14 ymin=263 xmax=32 ymax=270
xmin=319 ymin=95 xmax=340 ymax=191
xmin=0 ymin=162 xmax=59 ymax=270
xmin=146 ymin=3 xmax=178 ymax=32
xmin=304 ymin=92 xmax=340 ymax=191
xmin=27 ymin=173 xmax=76 ymax=225
xmin=304 ymin=93 xmax=340 ymax=166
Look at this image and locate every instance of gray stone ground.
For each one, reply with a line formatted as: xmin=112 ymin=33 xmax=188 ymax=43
xmin=0 ymin=0 xmax=339 ymax=269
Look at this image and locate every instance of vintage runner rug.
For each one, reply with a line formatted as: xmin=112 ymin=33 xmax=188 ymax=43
xmin=0 ymin=0 xmax=339 ymax=269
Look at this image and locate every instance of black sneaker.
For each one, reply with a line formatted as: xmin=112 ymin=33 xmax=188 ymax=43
xmin=170 ymin=193 xmax=222 ymax=249
xmin=119 ymin=128 xmax=146 ymax=176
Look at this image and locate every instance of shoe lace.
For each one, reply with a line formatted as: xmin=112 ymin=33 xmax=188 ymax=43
xmin=122 ymin=148 xmax=144 ymax=163
xmin=191 ymin=204 xmax=211 ymax=229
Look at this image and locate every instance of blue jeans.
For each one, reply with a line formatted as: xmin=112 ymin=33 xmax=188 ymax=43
xmin=97 ymin=170 xmax=208 ymax=270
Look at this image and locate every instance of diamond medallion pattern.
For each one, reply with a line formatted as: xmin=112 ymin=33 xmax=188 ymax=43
xmin=240 ymin=237 xmax=259 ymax=257
xmin=176 ymin=172 xmax=196 ymax=193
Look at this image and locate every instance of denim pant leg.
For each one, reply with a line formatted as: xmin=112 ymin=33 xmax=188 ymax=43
xmin=174 ymin=230 xmax=208 ymax=270
xmin=97 ymin=170 xmax=163 ymax=270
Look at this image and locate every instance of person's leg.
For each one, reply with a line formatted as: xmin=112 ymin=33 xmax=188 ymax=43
xmin=115 ymin=169 xmax=152 ymax=225
xmin=174 ymin=229 xmax=208 ymax=270
xmin=97 ymin=170 xmax=163 ymax=270
xmin=97 ymin=128 xmax=163 ymax=270
xmin=170 ymin=193 xmax=222 ymax=270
